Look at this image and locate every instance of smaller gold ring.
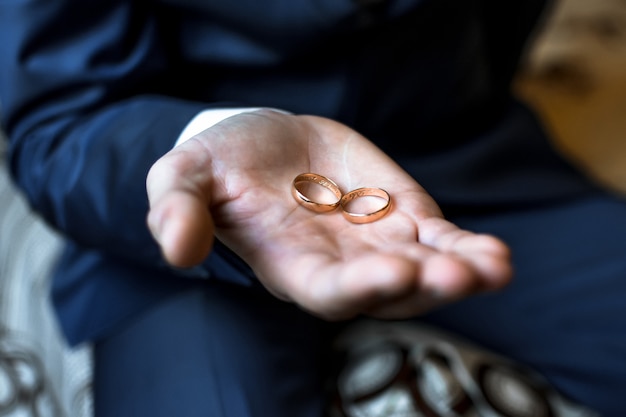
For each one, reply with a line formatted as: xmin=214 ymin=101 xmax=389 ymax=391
xmin=340 ymin=187 xmax=391 ymax=223
xmin=292 ymin=173 xmax=343 ymax=213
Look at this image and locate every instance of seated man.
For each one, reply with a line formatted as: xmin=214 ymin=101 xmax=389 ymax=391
xmin=0 ymin=0 xmax=624 ymax=416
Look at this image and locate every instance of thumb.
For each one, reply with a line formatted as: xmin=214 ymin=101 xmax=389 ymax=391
xmin=146 ymin=145 xmax=216 ymax=268
xmin=147 ymin=190 xmax=215 ymax=267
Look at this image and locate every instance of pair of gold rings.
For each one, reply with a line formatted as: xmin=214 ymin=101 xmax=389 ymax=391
xmin=291 ymin=173 xmax=391 ymax=224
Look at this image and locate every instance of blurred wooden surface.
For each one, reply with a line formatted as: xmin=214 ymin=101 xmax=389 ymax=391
xmin=515 ymin=0 xmax=626 ymax=194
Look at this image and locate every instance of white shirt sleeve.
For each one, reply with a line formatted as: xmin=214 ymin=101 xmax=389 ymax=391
xmin=174 ymin=107 xmax=289 ymax=147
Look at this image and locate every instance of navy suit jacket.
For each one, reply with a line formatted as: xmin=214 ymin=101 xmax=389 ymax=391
xmin=0 ymin=0 xmax=594 ymax=344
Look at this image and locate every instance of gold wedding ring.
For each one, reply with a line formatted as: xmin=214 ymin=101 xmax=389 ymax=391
xmin=340 ymin=187 xmax=391 ymax=223
xmin=292 ymin=173 xmax=343 ymax=212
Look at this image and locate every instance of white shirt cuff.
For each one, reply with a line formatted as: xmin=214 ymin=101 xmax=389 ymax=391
xmin=175 ymin=107 xmax=288 ymax=147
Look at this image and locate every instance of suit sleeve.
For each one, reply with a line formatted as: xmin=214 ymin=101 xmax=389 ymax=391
xmin=0 ymin=0 xmax=217 ymax=270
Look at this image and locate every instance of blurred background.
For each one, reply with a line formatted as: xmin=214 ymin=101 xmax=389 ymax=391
xmin=516 ymin=0 xmax=626 ymax=194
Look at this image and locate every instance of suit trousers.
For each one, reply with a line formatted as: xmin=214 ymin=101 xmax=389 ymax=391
xmin=93 ymin=191 xmax=626 ymax=417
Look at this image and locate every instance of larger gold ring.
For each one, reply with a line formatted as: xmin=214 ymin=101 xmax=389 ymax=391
xmin=340 ymin=187 xmax=391 ymax=223
xmin=292 ymin=173 xmax=343 ymax=213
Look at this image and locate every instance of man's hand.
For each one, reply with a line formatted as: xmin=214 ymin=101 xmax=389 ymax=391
xmin=146 ymin=110 xmax=512 ymax=320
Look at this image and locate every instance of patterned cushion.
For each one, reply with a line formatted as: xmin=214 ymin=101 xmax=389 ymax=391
xmin=0 ymin=133 xmax=93 ymax=417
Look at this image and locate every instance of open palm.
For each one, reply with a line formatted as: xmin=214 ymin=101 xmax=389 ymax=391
xmin=147 ymin=110 xmax=512 ymax=320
